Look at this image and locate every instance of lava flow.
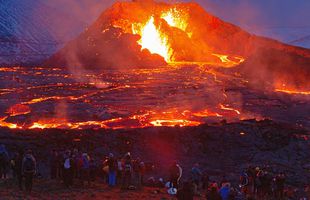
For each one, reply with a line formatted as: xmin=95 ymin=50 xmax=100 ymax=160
xmin=0 ymin=1 xmax=309 ymax=131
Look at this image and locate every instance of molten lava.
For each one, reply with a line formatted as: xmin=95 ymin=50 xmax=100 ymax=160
xmin=276 ymin=89 xmax=310 ymax=95
xmin=134 ymin=16 xmax=170 ymax=61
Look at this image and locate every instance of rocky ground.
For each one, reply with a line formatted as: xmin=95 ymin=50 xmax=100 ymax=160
xmin=0 ymin=119 xmax=309 ymax=187
xmin=0 ymin=179 xmax=179 ymax=200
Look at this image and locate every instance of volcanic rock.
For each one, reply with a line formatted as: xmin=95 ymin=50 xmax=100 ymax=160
xmin=1 ymin=120 xmax=309 ymax=186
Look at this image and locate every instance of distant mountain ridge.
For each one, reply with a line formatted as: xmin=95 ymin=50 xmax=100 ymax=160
xmin=0 ymin=0 xmax=88 ymax=65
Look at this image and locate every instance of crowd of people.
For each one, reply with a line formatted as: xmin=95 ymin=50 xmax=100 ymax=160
xmin=0 ymin=144 xmax=306 ymax=200
xmin=0 ymin=144 xmax=36 ymax=193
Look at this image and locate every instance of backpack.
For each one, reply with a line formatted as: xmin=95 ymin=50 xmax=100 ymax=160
xmin=24 ymin=157 xmax=35 ymax=172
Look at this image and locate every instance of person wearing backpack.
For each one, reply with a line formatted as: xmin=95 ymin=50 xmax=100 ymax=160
xmin=22 ymin=149 xmax=36 ymax=193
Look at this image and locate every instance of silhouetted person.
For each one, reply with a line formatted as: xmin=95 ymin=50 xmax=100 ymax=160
xmin=50 ymin=150 xmax=58 ymax=179
xmin=206 ymin=183 xmax=221 ymax=200
xmin=177 ymin=181 xmax=194 ymax=200
xmin=107 ymin=153 xmax=117 ymax=187
xmin=275 ymin=173 xmax=286 ymax=199
xmin=191 ymin=163 xmax=202 ymax=194
xmin=14 ymin=151 xmax=24 ymax=190
xmin=81 ymin=152 xmax=91 ymax=186
xmin=169 ymin=161 xmax=182 ymax=189
xmin=122 ymin=153 xmax=132 ymax=189
xmin=63 ymin=150 xmax=73 ymax=188
xmin=22 ymin=149 xmax=36 ymax=193
xmin=0 ymin=144 xmax=9 ymax=179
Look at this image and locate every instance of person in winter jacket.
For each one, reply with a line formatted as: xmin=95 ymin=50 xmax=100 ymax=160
xmin=107 ymin=153 xmax=117 ymax=187
xmin=22 ymin=149 xmax=36 ymax=193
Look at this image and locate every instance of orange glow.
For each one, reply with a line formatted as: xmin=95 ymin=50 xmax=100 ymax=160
xmin=0 ymin=117 xmax=21 ymax=129
xmin=7 ymin=104 xmax=31 ymax=117
xmin=133 ymin=16 xmax=170 ymax=61
xmin=212 ymin=54 xmax=245 ymax=67
xmin=275 ymin=89 xmax=310 ymax=95
xmin=161 ymin=8 xmax=189 ymax=35
xmin=150 ymin=119 xmax=200 ymax=127
xmin=219 ymin=104 xmax=241 ymax=115
xmin=192 ymin=109 xmax=223 ymax=117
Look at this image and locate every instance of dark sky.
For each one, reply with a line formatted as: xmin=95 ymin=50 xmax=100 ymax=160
xmin=179 ymin=0 xmax=310 ymax=28
xmin=45 ymin=0 xmax=310 ymax=37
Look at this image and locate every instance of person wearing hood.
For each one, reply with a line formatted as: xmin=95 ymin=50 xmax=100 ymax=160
xmin=22 ymin=149 xmax=36 ymax=193
xmin=0 ymin=144 xmax=9 ymax=179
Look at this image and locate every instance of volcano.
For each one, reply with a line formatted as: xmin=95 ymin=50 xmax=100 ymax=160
xmin=0 ymin=0 xmax=309 ymax=130
xmin=46 ymin=1 xmax=310 ymax=89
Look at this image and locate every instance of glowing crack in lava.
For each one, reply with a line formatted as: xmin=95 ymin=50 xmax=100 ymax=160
xmin=275 ymin=89 xmax=310 ymax=95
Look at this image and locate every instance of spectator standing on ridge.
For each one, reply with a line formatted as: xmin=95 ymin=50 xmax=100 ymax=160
xmin=0 ymin=144 xmax=9 ymax=179
xmin=191 ymin=163 xmax=202 ymax=194
xmin=206 ymin=183 xmax=221 ymax=200
xmin=177 ymin=181 xmax=194 ymax=200
xmin=202 ymin=172 xmax=209 ymax=190
xmin=63 ymin=150 xmax=73 ymax=188
xmin=138 ymin=160 xmax=145 ymax=189
xmin=50 ymin=149 xmax=58 ymax=179
xmin=122 ymin=152 xmax=132 ymax=190
xmin=275 ymin=172 xmax=286 ymax=199
xmin=81 ymin=152 xmax=91 ymax=186
xmin=14 ymin=150 xmax=24 ymax=190
xmin=107 ymin=153 xmax=117 ymax=187
xmin=22 ymin=149 xmax=36 ymax=193
xmin=169 ymin=161 xmax=182 ymax=189
xmin=117 ymin=157 xmax=123 ymax=185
